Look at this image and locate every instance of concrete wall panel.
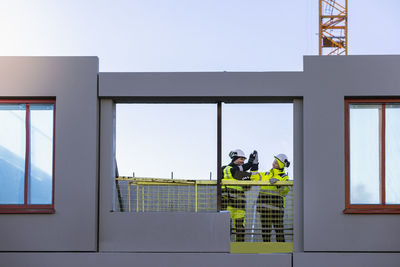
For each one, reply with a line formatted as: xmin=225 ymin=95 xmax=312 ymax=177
xmin=0 ymin=57 xmax=99 ymax=251
xmin=302 ymin=56 xmax=400 ymax=251
xmin=99 ymin=72 xmax=305 ymax=97
xmin=0 ymin=252 xmax=291 ymax=267
xmin=294 ymin=252 xmax=400 ymax=267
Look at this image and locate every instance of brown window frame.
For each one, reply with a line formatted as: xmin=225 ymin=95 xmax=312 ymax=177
xmin=345 ymin=99 xmax=400 ymax=214
xmin=0 ymin=99 xmax=56 ymax=214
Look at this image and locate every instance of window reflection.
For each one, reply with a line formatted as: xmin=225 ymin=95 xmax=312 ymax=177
xmin=349 ymin=104 xmax=380 ymax=204
xmin=29 ymin=104 xmax=54 ymax=204
xmin=0 ymin=104 xmax=26 ymax=204
xmin=385 ymin=104 xmax=400 ymax=204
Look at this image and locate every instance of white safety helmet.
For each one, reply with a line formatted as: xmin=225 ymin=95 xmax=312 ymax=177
xmin=229 ymin=149 xmax=246 ymax=159
xmin=274 ymin=154 xmax=290 ymax=168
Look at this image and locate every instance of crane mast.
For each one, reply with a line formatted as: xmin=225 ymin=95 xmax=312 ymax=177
xmin=319 ymin=0 xmax=348 ymax=55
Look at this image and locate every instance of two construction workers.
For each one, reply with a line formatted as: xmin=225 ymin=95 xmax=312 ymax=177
xmin=221 ymin=149 xmax=290 ymax=242
xmin=221 ymin=149 xmax=258 ymax=242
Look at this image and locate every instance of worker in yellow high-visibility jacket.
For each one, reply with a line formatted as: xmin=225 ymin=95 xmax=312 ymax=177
xmin=221 ymin=149 xmax=258 ymax=242
xmin=255 ymin=154 xmax=290 ymax=242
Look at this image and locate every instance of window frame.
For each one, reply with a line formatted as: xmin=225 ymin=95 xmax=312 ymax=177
xmin=114 ymin=99 xmax=295 ymax=212
xmin=0 ymin=99 xmax=56 ymax=214
xmin=344 ymin=99 xmax=400 ymax=214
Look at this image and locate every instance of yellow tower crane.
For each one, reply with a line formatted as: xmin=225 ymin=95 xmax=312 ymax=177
xmin=319 ymin=0 xmax=348 ymax=55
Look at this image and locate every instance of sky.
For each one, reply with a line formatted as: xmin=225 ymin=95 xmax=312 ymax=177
xmin=2 ymin=0 xmax=400 ymax=71
xmin=116 ymin=103 xmax=293 ymax=180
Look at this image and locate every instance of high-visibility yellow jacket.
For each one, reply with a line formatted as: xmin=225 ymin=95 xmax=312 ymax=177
xmin=252 ymin=168 xmax=289 ymax=210
xmin=222 ymin=165 xmax=246 ymax=191
xmin=253 ymin=168 xmax=289 ymax=197
xmin=221 ymin=165 xmax=247 ymax=212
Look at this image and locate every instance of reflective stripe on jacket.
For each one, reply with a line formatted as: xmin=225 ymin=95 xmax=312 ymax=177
xmin=221 ymin=165 xmax=247 ymax=210
xmin=256 ymin=168 xmax=289 ymax=209
xmin=222 ymin=165 xmax=244 ymax=191
xmin=259 ymin=169 xmax=289 ymax=197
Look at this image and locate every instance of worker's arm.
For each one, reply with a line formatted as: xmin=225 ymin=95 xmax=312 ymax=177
xmin=222 ymin=165 xmax=247 ymax=180
xmin=242 ymin=150 xmax=258 ymax=171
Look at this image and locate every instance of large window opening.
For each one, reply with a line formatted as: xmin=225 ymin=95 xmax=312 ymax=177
xmin=115 ymin=102 xmax=293 ymax=181
xmin=114 ymin=101 xmax=294 ymax=250
xmin=221 ymin=103 xmax=293 ymax=245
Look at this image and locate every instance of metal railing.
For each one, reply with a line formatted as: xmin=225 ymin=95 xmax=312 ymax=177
xmin=222 ymin=180 xmax=293 ymax=243
xmin=114 ymin=177 xmax=293 ymax=244
xmin=115 ymin=177 xmax=217 ymax=212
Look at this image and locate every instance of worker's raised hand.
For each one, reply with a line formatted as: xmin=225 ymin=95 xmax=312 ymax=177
xmin=248 ymin=150 xmax=257 ymax=164
xmin=269 ymin=178 xmax=279 ymax=184
xmin=252 ymin=150 xmax=258 ymax=164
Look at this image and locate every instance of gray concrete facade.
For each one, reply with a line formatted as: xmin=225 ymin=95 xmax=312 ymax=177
xmin=0 ymin=253 xmax=292 ymax=267
xmin=0 ymin=57 xmax=99 ymax=251
xmin=1 ymin=56 xmax=400 ymax=266
xmin=302 ymin=56 xmax=400 ymax=252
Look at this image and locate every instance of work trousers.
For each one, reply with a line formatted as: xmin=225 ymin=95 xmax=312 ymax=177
xmin=256 ymin=194 xmax=285 ymax=242
xmin=221 ymin=187 xmax=246 ymax=242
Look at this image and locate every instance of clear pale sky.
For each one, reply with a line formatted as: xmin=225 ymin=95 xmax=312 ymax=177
xmin=1 ymin=0 xmax=400 ymax=71
xmin=116 ymin=103 xmax=293 ymax=179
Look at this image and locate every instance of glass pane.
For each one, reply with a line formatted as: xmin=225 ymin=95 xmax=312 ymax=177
xmin=222 ymin=103 xmax=293 ymax=178
xmin=29 ymin=104 xmax=54 ymax=204
xmin=385 ymin=104 xmax=400 ymax=204
xmin=0 ymin=104 xmax=26 ymax=204
xmin=349 ymin=104 xmax=381 ymax=204
xmin=116 ymin=104 xmax=217 ymax=180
